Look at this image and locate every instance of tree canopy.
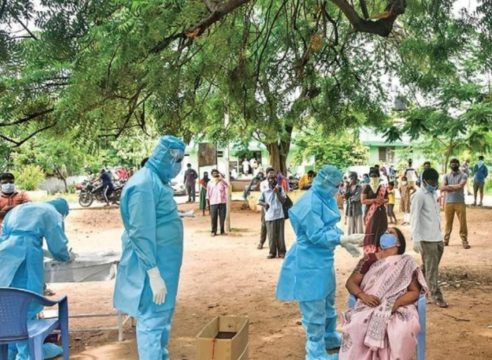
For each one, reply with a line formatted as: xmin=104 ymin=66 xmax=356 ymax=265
xmin=0 ymin=0 xmax=490 ymax=172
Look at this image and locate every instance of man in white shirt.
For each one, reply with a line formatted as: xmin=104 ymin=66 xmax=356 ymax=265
xmin=411 ymin=168 xmax=448 ymax=308
xmin=257 ymin=167 xmax=275 ymax=249
xmin=242 ymin=158 xmax=250 ymax=175
xmin=258 ymin=172 xmax=287 ymax=258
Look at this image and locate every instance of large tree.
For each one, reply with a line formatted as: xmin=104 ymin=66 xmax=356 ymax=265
xmin=1 ymin=0 xmax=489 ymax=172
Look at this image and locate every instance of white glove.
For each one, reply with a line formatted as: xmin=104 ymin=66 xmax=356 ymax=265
xmin=341 ymin=242 xmax=361 ymax=257
xmin=413 ymin=241 xmax=422 ymax=254
xmin=147 ymin=267 xmax=167 ymax=305
xmin=340 ymin=234 xmax=365 ymax=246
xmin=340 ymin=234 xmax=364 ymax=258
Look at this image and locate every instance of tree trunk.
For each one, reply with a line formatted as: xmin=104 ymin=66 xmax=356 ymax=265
xmin=55 ymin=167 xmax=68 ymax=193
xmin=443 ymin=141 xmax=454 ymax=174
xmin=265 ymin=125 xmax=293 ymax=174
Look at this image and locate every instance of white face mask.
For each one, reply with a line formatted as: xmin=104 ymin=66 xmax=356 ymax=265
xmin=1 ymin=183 xmax=15 ymax=194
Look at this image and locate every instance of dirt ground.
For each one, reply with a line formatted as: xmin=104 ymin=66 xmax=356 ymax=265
xmin=48 ymin=201 xmax=492 ymax=359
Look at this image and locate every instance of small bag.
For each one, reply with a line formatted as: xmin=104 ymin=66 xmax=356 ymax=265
xmin=283 ymin=195 xmax=293 ymax=219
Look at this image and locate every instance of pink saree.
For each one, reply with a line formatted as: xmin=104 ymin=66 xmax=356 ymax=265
xmin=339 ymin=255 xmax=428 ymax=360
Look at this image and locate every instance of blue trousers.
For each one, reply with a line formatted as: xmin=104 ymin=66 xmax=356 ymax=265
xmin=299 ymin=292 xmax=341 ymax=360
xmin=136 ymin=307 xmax=175 ymax=360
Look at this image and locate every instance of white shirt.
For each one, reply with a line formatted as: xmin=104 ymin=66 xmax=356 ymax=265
xmin=410 ymin=188 xmax=443 ymax=242
xmin=260 ymin=179 xmax=269 ymax=192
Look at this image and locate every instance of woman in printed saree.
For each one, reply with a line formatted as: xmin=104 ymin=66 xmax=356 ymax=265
xmin=340 ymin=228 xmax=428 ymax=360
xmin=361 ymin=167 xmax=388 ymax=254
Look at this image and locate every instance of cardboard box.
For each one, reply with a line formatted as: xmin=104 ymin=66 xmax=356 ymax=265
xmin=196 ymin=316 xmax=249 ymax=360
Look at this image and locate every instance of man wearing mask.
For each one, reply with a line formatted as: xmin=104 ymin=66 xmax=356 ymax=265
xmin=114 ymin=136 xmax=186 ymax=360
xmin=257 ymin=167 xmax=275 ymax=249
xmin=206 ymin=169 xmax=229 ymax=236
xmin=472 ymin=155 xmax=488 ymax=206
xmin=0 ymin=172 xmax=30 ymax=233
xmin=441 ymin=158 xmax=470 ymax=249
xmin=345 ymin=172 xmax=363 ymax=235
xmin=411 ymin=168 xmax=448 ymax=308
xmin=0 ymin=198 xmax=73 ymax=359
xmin=276 ymin=165 xmax=364 ymax=360
xmin=258 ymin=173 xmax=286 ymax=259
xmin=183 ymin=163 xmax=198 ymax=203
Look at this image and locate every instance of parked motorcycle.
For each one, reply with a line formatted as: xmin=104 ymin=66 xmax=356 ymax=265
xmin=77 ymin=179 xmax=125 ymax=207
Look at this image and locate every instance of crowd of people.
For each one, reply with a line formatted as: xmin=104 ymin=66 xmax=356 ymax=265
xmin=0 ymin=142 xmax=489 ymax=360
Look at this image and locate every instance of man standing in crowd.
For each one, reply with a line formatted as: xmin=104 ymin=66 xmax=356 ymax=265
xmin=257 ymin=167 xmax=275 ymax=249
xmin=299 ymin=170 xmax=316 ymax=190
xmin=472 ymin=155 xmax=488 ymax=206
xmin=404 ymin=159 xmax=418 ymax=188
xmin=441 ymin=158 xmax=470 ymax=249
xmin=418 ymin=161 xmax=431 ymax=186
xmin=345 ymin=172 xmax=363 ymax=234
xmin=0 ymin=172 xmax=30 ymax=232
xmin=242 ymin=158 xmax=250 ymax=175
xmin=250 ymin=157 xmax=258 ymax=175
xmin=411 ymin=168 xmax=448 ymax=308
xmin=184 ymin=163 xmax=198 ymax=203
xmin=207 ymin=169 xmax=229 ymax=236
xmin=258 ymin=173 xmax=287 ymax=259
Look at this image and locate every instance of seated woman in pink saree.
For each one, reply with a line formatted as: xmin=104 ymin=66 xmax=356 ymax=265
xmin=340 ymin=227 xmax=428 ymax=360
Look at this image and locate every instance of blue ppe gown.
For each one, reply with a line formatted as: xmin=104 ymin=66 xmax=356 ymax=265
xmin=113 ymin=135 xmax=185 ymax=360
xmin=0 ymin=200 xmax=71 ymax=360
xmin=277 ymin=165 xmax=343 ymax=360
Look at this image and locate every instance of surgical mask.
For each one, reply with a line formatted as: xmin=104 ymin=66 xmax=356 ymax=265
xmin=424 ymin=180 xmax=438 ymax=193
xmin=370 ymin=178 xmax=379 ymax=188
xmin=1 ymin=183 xmax=15 ymax=194
xmin=380 ymin=233 xmax=398 ymax=249
xmin=401 ymin=181 xmax=407 ymax=186
xmin=478 ymin=160 xmax=484 ymax=167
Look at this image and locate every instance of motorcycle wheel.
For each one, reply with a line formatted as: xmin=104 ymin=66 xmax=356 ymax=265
xmin=79 ymin=191 xmax=94 ymax=207
xmin=111 ymin=189 xmax=122 ymax=205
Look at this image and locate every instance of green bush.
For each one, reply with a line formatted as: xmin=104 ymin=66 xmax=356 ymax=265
xmin=13 ymin=165 xmax=45 ymax=191
xmin=485 ymin=178 xmax=492 ymax=195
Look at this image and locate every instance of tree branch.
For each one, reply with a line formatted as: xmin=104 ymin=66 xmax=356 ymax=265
xmin=359 ymin=0 xmax=370 ymax=19
xmin=0 ymin=108 xmax=54 ymax=127
xmin=151 ymin=0 xmax=250 ymax=53
xmin=12 ymin=14 xmax=38 ymax=40
xmin=330 ymin=0 xmax=405 ymax=37
xmin=0 ymin=123 xmax=57 ymax=147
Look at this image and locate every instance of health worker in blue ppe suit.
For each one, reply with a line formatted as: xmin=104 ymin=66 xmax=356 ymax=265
xmin=276 ymin=165 xmax=365 ymax=360
xmin=113 ymin=135 xmax=186 ymax=360
xmin=0 ymin=198 xmax=72 ymax=360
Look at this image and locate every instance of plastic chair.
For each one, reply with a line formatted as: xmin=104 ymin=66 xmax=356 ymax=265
xmin=0 ymin=287 xmax=69 ymax=360
xmin=347 ymin=294 xmax=426 ymax=360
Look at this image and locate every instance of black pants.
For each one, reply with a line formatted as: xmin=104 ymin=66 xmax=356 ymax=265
xmin=210 ymin=203 xmax=226 ymax=234
xmin=102 ymin=184 xmax=113 ymax=204
xmin=260 ymin=208 xmax=267 ymax=245
xmin=186 ymin=183 xmax=196 ymax=202
xmin=266 ymin=219 xmax=286 ymax=257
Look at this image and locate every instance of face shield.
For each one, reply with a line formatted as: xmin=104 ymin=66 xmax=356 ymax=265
xmin=147 ymin=135 xmax=186 ymax=183
xmin=168 ymin=148 xmax=185 ymax=179
xmin=312 ymin=165 xmax=343 ymax=199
